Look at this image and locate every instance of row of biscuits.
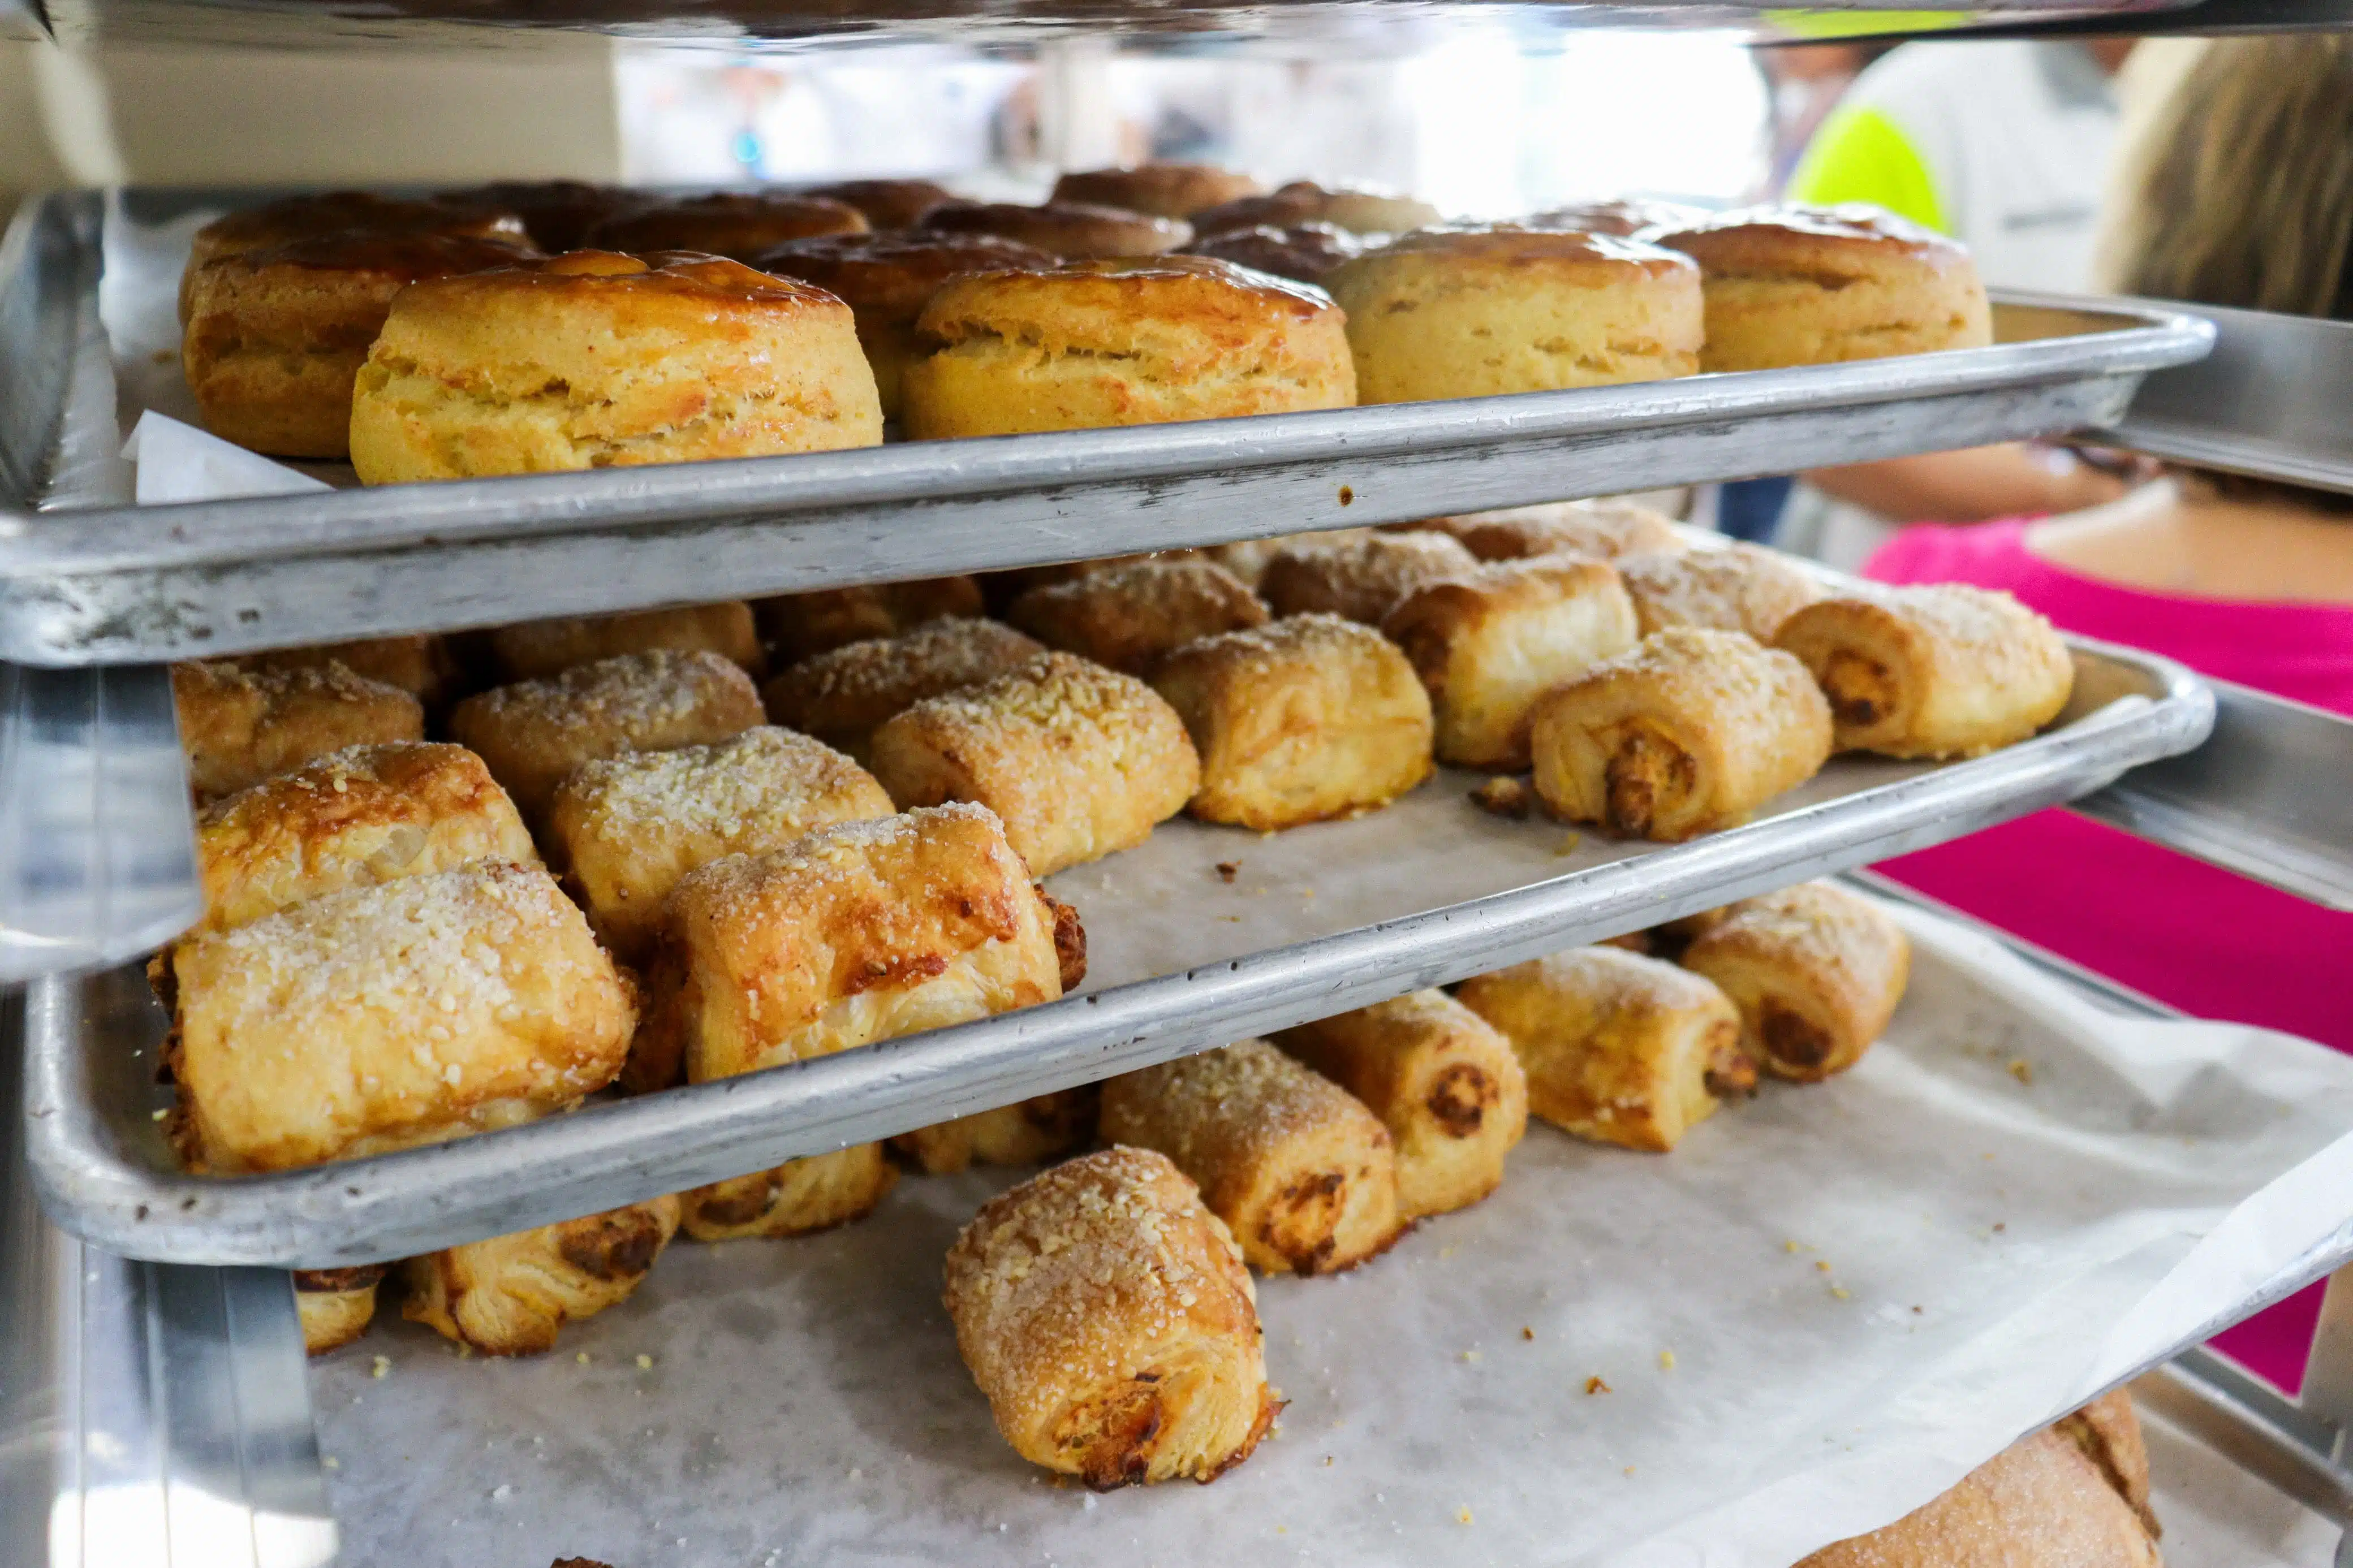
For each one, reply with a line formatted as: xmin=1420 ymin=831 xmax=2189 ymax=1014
xmin=176 ymin=168 xmax=1990 ymax=476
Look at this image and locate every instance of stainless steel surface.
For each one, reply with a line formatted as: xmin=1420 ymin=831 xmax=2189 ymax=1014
xmin=0 ymin=189 xmax=2213 ymax=665
xmin=2104 ymin=300 xmax=2353 ymax=498
xmin=2139 ymin=1352 xmax=2353 ymax=1529
xmin=2299 ymin=1267 xmax=2353 ymax=1459
xmin=2074 ymin=679 xmax=2353 ymax=912
xmin=21 ymin=637 xmax=2212 ymax=1268
xmin=0 ymin=992 xmax=336 ymax=1568
xmin=0 ymin=0 xmax=51 ymax=40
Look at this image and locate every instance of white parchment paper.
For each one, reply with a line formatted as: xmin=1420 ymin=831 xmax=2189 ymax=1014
xmin=312 ymin=897 xmax=2353 ymax=1568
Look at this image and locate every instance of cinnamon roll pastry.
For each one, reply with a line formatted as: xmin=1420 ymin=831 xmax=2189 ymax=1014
xmin=944 ymin=1147 xmax=1277 ymax=1488
xmin=760 ymin=617 xmax=1044 ymax=764
xmin=1617 ymin=542 xmax=1825 ymax=641
xmin=890 ymin=1087 xmax=1101 ymax=1176
xmin=1007 ymin=557 xmax=1269 ymax=677
xmin=1773 ymin=584 xmax=2075 ymax=759
xmin=679 ymin=1146 xmax=898 ymax=1243
xmin=1274 ymin=990 xmax=1527 ymax=1220
xmin=402 ymin=1195 xmax=682 ymax=1356
xmin=1528 ymin=628 xmax=1833 ymax=841
xmin=1383 ymin=555 xmax=1640 ymax=770
xmin=174 ymin=660 xmax=425 ymax=805
xmin=488 ymin=602 xmax=762 ymax=682
xmin=294 ymin=1266 xmax=385 ymax=1355
xmin=1399 ymin=499 xmax=1682 ymax=562
xmin=755 ymin=577 xmax=987 ymax=664
xmin=1458 ymin=946 xmax=1750 ymax=1154
xmin=1679 ymin=882 xmax=1911 ymax=1082
xmin=1100 ymin=1039 xmax=1402 ymax=1276
xmin=868 ymin=653 xmax=1200 ymax=876
xmin=1257 ymin=531 xmax=1479 ymax=624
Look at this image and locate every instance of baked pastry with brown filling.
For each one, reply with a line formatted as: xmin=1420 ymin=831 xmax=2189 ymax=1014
xmin=1008 ymin=556 xmax=1268 ymax=676
xmin=1257 ymin=531 xmax=1479 ymax=624
xmin=1398 ymin=499 xmax=1683 ymax=561
xmin=488 ymin=602 xmax=762 ymax=682
xmin=761 ymin=616 xmax=1044 ymax=763
xmin=402 ymin=1196 xmax=683 ymax=1357
xmin=1618 ymin=542 xmax=1825 ymax=641
xmin=755 ymin=576 xmax=988 ymax=664
xmin=174 ymin=660 xmax=425 ymax=805
xmin=1679 ymin=882 xmax=1911 ymax=1082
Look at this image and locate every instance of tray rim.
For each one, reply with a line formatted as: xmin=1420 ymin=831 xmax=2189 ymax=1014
xmin=19 ymin=634 xmax=2215 ymax=1269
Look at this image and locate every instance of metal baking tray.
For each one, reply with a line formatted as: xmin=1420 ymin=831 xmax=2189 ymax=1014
xmin=0 ymin=188 xmax=2212 ymax=666
xmin=2101 ymin=298 xmax=2353 ymax=499
xmin=20 ymin=634 xmax=2212 ymax=1268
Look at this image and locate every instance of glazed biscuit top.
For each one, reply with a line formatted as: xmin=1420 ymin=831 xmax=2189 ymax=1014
xmin=1050 ymin=162 xmax=1267 ymax=218
xmin=916 ymin=200 xmax=1194 ymax=256
xmin=1644 ymin=203 xmax=1975 ymax=279
xmin=192 ymin=191 xmax=532 ymax=258
xmin=1524 ymin=198 xmax=1708 ymax=238
xmin=1182 ymin=222 xmax=1364 ymax=283
xmin=202 ymin=232 xmax=548 ymax=286
xmin=434 ymin=180 xmax=632 ymax=250
xmin=584 ymin=191 xmax=870 ymax=254
xmin=1191 ymin=181 xmax=1442 ymax=239
xmin=380 ymin=249 xmax=852 ymax=326
xmin=755 ymin=231 xmax=1059 ymax=318
xmin=916 ymin=255 xmax=1342 ymax=353
xmin=799 ymin=178 xmax=957 ymax=229
xmin=1365 ymin=223 xmax=1700 ymax=283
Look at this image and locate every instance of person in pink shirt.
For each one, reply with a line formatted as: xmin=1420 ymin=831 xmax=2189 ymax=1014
xmin=1847 ymin=34 xmax=2353 ymax=1393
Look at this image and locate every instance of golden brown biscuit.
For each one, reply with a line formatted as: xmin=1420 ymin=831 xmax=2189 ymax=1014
xmin=917 ymin=200 xmax=1192 ymax=258
xmin=1051 ymin=164 xmax=1266 ymax=219
xmin=891 ymin=1087 xmax=1100 ymax=1176
xmin=1524 ymin=197 xmax=1708 ymax=237
xmin=1618 ymin=542 xmax=1826 ymax=641
xmin=682 ymin=1146 xmax=899 ymax=1242
xmin=1398 ymin=499 xmax=1684 ymax=561
xmin=1528 ymin=627 xmax=1834 ymax=840
xmin=546 ymin=726 xmax=893 ymax=961
xmin=1773 ymin=585 xmax=2075 ymax=759
xmin=1189 ymin=180 xmax=1441 ymax=238
xmin=1257 ymin=531 xmax=1479 ymax=624
xmin=1101 ymin=1039 xmax=1402 ymax=1276
xmin=348 ymin=250 xmax=882 ymax=483
xmin=1458 ymin=946 xmax=1750 ymax=1154
xmin=192 ymin=741 xmax=535 ymax=936
xmin=2057 ymin=1390 xmax=2161 ymax=1539
xmin=447 ymin=648 xmax=764 ymax=824
xmin=800 ymin=178 xmax=958 ymax=230
xmin=1007 ymin=558 xmax=1268 ymax=676
xmin=1325 ymin=226 xmax=1703 ymax=404
xmin=165 ymin=861 xmax=636 ymax=1174
xmin=902 ymin=256 xmax=1356 ymax=439
xmin=1179 ymin=222 xmax=1365 ymax=283
xmin=1274 ymin=990 xmax=1527 ymax=1220
xmin=583 ymin=190 xmax=867 ymax=261
xmin=1647 ymin=204 xmax=1993 ymax=372
xmin=294 ymin=1266 xmax=385 ymax=1355
xmin=755 ymin=576 xmax=988 ymax=664
xmin=183 ymin=233 xmax=542 ymax=459
xmin=945 ymin=1146 xmax=1277 ymax=1488
xmin=435 ymin=180 xmax=640 ymax=253
xmin=760 ymin=616 xmax=1043 ymax=763
xmin=868 ymin=652 xmax=1201 ymax=876
xmin=1384 ymin=555 xmax=1642 ymax=770
xmin=1679 ymin=882 xmax=1911 ymax=1082
xmin=402 ymin=1196 xmax=682 ymax=1356
xmin=180 ymin=191 xmax=529 ymax=320
xmin=1152 ymin=614 xmax=1434 ymax=830
xmin=755 ymin=231 xmax=1058 ymax=418
xmin=488 ymin=602 xmax=762 ymax=682
xmin=230 ymin=636 xmax=458 ymax=710
xmin=173 ymin=660 xmax=425 ymax=805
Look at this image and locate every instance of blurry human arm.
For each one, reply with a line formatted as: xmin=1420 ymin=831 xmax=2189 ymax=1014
xmin=1804 ymin=444 xmax=2140 ymax=524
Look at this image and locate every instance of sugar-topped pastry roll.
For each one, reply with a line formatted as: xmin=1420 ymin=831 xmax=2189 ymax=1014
xmin=1152 ymin=614 xmax=1433 ymax=830
xmin=1100 ymin=1039 xmax=1401 ymax=1275
xmin=294 ymin=1267 xmax=386 ymax=1355
xmin=1529 ymin=627 xmax=1833 ymax=841
xmin=1680 ymin=882 xmax=1911 ymax=1083
xmin=1400 ymin=499 xmax=1683 ymax=561
xmin=1773 ymin=584 xmax=2074 ymax=759
xmin=1274 ymin=990 xmax=1527 ymax=1220
xmin=869 ymin=652 xmax=1200 ymax=876
xmin=1259 ymin=531 xmax=1480 ymax=624
xmin=192 ymin=741 xmax=535 ymax=936
xmin=756 ymin=576 xmax=986 ymax=663
xmin=1207 ymin=528 xmax=1368 ymax=590
xmin=1008 ymin=558 xmax=1269 ymax=676
xmin=165 ymin=861 xmax=635 ymax=1174
xmin=545 ymin=727 xmax=893 ymax=963
xmin=945 ymin=1147 xmax=1277 ymax=1488
xmin=680 ymin=1146 xmax=899 ymax=1242
xmin=891 ymin=1088 xmax=1101 ymax=1176
xmin=1383 ymin=555 xmax=1640 ymax=770
xmin=488 ymin=602 xmax=762 ymax=682
xmin=174 ymin=660 xmax=425 ymax=804
xmin=760 ymin=617 xmax=1044 ymax=763
xmin=1458 ymin=947 xmax=1750 ymax=1153
xmin=1617 ymin=542 xmax=1825 ymax=642
xmin=231 ymin=634 xmax=457 ymax=707
xmin=402 ymin=1195 xmax=683 ymax=1356
xmin=447 ymin=649 xmax=764 ymax=822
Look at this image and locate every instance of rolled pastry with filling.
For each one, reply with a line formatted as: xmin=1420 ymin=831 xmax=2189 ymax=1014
xmin=174 ymin=660 xmax=425 ymax=804
xmin=1528 ymin=627 xmax=1833 ymax=841
xmin=1457 ymin=946 xmax=1751 ymax=1153
xmin=447 ymin=649 xmax=764 ymax=823
xmin=1679 ymin=882 xmax=1911 ymax=1082
xmin=488 ymin=602 xmax=762 ymax=682
xmin=755 ymin=576 xmax=986 ymax=664
xmin=891 ymin=1088 xmax=1101 ymax=1176
xmin=1617 ymin=542 xmax=1826 ymax=642
xmin=1383 ymin=555 xmax=1641 ymax=770
xmin=1399 ymin=499 xmax=1683 ymax=562
xmin=1257 ymin=531 xmax=1479 ymax=624
xmin=1152 ymin=614 xmax=1434 ymax=830
xmin=868 ymin=652 xmax=1200 ymax=876
xmin=1773 ymin=584 xmax=2075 ymax=759
xmin=1007 ymin=558 xmax=1269 ymax=677
xmin=545 ymin=726 xmax=893 ymax=965
xmin=293 ymin=1266 xmax=386 ymax=1355
xmin=945 ymin=1146 xmax=1277 ymax=1488
xmin=1100 ymin=1039 xmax=1402 ymax=1276
xmin=1273 ymin=990 xmax=1527 ymax=1220
xmin=229 ymin=634 xmax=457 ymax=709
xmin=191 ymin=741 xmax=535 ymax=935
xmin=680 ymin=1146 xmax=900 ymax=1243
xmin=164 ymin=860 xmax=635 ymax=1174
xmin=402 ymin=1195 xmax=683 ymax=1356
xmin=761 ymin=617 xmax=1045 ymax=764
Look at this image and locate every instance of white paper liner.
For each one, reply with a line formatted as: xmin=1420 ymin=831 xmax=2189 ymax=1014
xmin=311 ymin=897 xmax=2353 ymax=1568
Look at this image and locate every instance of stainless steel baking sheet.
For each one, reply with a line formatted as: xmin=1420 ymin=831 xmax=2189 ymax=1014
xmin=20 ymin=635 xmax=2213 ymax=1268
xmin=0 ymin=189 xmax=2212 ymax=666
xmin=299 ymin=889 xmax=2353 ymax=1568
